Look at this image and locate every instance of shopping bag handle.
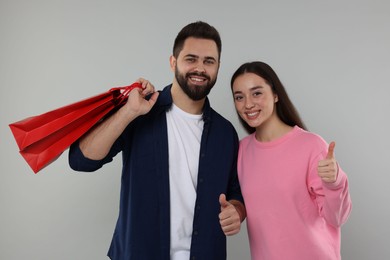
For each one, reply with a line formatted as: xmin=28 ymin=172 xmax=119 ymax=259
xmin=110 ymin=82 xmax=143 ymax=106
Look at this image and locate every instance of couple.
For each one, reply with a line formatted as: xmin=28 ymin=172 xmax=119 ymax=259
xmin=69 ymin=21 xmax=352 ymax=260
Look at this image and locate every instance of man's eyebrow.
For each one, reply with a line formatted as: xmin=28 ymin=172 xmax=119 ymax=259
xmin=184 ymin=54 xmax=217 ymax=61
xmin=184 ymin=54 xmax=198 ymax=58
xmin=204 ymin=56 xmax=217 ymax=61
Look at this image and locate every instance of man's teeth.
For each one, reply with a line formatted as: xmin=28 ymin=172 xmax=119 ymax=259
xmin=190 ymin=77 xmax=204 ymax=82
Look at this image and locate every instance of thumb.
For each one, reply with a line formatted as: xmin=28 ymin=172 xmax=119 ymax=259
xmin=326 ymin=141 xmax=336 ymax=159
xmin=148 ymin=91 xmax=159 ymax=105
xmin=219 ymin=194 xmax=229 ymax=209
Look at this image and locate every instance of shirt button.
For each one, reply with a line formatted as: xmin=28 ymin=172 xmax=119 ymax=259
xmin=193 ymin=230 xmax=198 ymax=235
xmin=199 ymin=178 xmax=204 ymax=183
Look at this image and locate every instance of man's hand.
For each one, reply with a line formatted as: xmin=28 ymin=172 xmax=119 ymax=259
xmin=218 ymin=194 xmax=241 ymax=236
xmin=123 ymin=78 xmax=159 ymax=118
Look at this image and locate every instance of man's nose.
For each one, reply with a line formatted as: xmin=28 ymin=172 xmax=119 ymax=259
xmin=194 ymin=62 xmax=206 ymax=73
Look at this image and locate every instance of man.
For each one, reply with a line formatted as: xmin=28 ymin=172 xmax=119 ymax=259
xmin=69 ymin=21 xmax=245 ymax=260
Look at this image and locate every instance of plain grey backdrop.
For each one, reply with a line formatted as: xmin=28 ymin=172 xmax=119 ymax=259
xmin=1 ymin=0 xmax=389 ymax=259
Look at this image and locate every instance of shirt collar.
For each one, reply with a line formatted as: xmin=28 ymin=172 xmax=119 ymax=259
xmin=157 ymin=84 xmax=212 ymax=123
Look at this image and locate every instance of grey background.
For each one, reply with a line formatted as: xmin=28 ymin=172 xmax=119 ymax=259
xmin=1 ymin=0 xmax=389 ymax=259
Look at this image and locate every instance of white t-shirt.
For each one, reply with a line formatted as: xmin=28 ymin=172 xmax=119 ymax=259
xmin=166 ymin=104 xmax=204 ymax=260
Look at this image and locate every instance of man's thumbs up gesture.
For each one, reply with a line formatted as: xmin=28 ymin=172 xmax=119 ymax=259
xmin=218 ymin=194 xmax=242 ymax=236
xmin=317 ymin=141 xmax=339 ymax=183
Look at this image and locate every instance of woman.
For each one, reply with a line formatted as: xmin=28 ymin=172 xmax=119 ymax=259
xmin=231 ymin=61 xmax=352 ymax=260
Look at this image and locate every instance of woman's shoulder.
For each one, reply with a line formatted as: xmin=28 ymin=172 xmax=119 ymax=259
xmin=294 ymin=126 xmax=328 ymax=151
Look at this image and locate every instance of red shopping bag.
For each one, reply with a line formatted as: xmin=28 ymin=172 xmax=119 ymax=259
xmin=9 ymin=82 xmax=142 ymax=173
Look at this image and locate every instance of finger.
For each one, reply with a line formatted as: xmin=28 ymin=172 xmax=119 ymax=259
xmin=222 ymin=225 xmax=238 ymax=235
xmin=321 ymin=175 xmax=337 ymax=183
xmin=142 ymin=80 xmax=149 ymax=90
xmin=326 ymin=141 xmax=336 ymax=159
xmin=144 ymin=85 xmax=156 ymax=96
xmin=317 ymin=164 xmax=337 ymax=182
xmin=219 ymin=194 xmax=228 ymax=209
xmin=136 ymin=78 xmax=149 ymax=89
xmin=220 ymin=219 xmax=240 ymax=236
xmin=147 ymin=92 xmax=159 ymax=106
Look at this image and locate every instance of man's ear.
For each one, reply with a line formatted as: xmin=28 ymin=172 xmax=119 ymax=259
xmin=169 ymin=55 xmax=176 ymax=72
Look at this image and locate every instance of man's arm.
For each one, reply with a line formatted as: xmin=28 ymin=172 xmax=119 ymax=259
xmin=79 ymin=79 xmax=159 ymax=160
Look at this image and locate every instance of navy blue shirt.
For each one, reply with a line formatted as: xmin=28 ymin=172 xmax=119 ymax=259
xmin=69 ymin=85 xmax=243 ymax=260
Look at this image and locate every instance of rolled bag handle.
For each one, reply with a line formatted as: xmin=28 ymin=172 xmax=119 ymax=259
xmin=109 ymin=82 xmax=143 ymax=106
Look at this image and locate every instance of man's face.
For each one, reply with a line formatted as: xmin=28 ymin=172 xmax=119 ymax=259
xmin=172 ymin=37 xmax=220 ymax=101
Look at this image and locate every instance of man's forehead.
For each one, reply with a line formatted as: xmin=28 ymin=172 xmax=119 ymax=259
xmin=180 ymin=38 xmax=219 ymax=59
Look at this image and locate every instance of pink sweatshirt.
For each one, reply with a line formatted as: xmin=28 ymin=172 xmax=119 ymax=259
xmin=238 ymin=126 xmax=352 ymax=260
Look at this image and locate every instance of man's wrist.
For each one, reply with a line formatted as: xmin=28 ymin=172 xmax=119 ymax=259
xmin=229 ymin=200 xmax=246 ymax=222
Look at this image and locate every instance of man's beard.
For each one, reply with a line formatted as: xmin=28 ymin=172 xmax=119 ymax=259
xmin=175 ymin=67 xmax=217 ymax=101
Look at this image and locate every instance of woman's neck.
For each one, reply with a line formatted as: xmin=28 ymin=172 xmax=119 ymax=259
xmin=255 ymin=118 xmax=293 ymax=142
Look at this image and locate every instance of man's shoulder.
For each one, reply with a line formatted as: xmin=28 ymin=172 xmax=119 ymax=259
xmin=208 ymin=108 xmax=237 ymax=136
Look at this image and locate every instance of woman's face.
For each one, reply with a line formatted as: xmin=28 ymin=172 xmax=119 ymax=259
xmin=232 ymin=72 xmax=278 ymax=129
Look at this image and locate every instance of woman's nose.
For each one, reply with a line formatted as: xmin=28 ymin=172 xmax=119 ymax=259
xmin=245 ymin=99 xmax=254 ymax=109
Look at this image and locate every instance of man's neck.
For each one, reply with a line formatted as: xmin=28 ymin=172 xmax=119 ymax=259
xmin=171 ymin=83 xmax=205 ymax=115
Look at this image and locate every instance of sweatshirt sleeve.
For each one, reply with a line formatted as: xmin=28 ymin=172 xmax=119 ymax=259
xmin=308 ymin=153 xmax=352 ymax=228
xmin=321 ymin=167 xmax=352 ymax=227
